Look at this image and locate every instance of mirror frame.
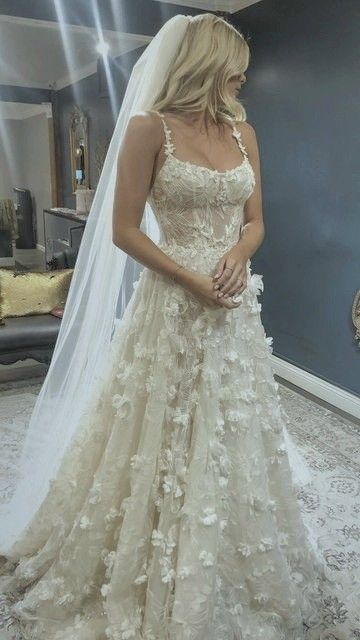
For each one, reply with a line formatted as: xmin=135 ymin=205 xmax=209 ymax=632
xmin=69 ymin=105 xmax=90 ymax=194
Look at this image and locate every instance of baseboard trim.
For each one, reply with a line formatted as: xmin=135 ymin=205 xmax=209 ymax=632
xmin=0 ymin=257 xmax=15 ymax=266
xmin=270 ymin=354 xmax=360 ymax=421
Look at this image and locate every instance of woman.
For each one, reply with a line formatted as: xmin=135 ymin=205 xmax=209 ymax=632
xmin=1 ymin=13 xmax=333 ymax=640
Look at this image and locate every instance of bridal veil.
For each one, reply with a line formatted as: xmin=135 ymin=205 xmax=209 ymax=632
xmin=0 ymin=14 xmax=191 ymax=555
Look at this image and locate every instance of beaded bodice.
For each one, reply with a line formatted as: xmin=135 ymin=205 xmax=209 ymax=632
xmin=147 ymin=110 xmax=256 ymax=272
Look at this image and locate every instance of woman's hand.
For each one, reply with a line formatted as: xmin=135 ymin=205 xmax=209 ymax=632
xmin=182 ymin=271 xmax=243 ymax=309
xmin=212 ymin=247 xmax=248 ymax=301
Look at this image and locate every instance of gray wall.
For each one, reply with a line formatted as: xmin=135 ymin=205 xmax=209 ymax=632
xmin=233 ymin=0 xmax=360 ymax=396
xmin=0 ymin=86 xmax=53 ymax=246
xmin=20 ymin=113 xmax=52 ymax=246
xmin=0 ymin=110 xmax=51 ymax=245
xmin=0 ymin=85 xmax=50 ymax=104
xmin=56 ymin=51 xmax=139 ymax=209
xmin=0 ymin=119 xmax=24 ymax=199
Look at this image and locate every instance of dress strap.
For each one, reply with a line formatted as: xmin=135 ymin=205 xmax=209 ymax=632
xmin=231 ymin=122 xmax=249 ymax=160
xmin=154 ymin=111 xmax=247 ymax=161
xmin=155 ymin=111 xmax=176 ymax=157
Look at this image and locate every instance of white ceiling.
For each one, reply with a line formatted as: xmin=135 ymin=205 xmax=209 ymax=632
xmin=0 ymin=1 xmax=262 ymax=92
xmin=0 ymin=15 xmax=151 ymax=90
xmin=153 ymin=0 xmax=261 ymax=12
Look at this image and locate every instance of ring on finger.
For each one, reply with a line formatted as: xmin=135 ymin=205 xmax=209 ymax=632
xmin=229 ymin=282 xmax=246 ymax=301
xmin=223 ymin=280 xmax=243 ymax=298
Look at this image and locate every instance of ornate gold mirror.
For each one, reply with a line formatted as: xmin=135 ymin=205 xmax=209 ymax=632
xmin=69 ymin=105 xmax=90 ymax=194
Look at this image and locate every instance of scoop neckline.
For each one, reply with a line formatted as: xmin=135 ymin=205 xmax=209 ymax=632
xmin=151 ymin=153 xmax=251 ymax=192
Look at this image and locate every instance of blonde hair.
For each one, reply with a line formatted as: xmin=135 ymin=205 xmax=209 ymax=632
xmin=150 ymin=13 xmax=250 ymax=128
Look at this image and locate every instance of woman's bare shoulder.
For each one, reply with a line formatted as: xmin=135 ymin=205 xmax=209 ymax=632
xmin=124 ymin=110 xmax=163 ymax=153
xmin=236 ymin=120 xmax=256 ymax=137
xmin=128 ymin=110 xmax=162 ymax=132
xmin=236 ymin=120 xmax=258 ymax=153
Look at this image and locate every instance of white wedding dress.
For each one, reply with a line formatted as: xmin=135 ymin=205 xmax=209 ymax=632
xmin=0 ymin=111 xmax=331 ymax=640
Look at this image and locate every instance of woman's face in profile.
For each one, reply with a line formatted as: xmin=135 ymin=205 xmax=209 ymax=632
xmin=227 ymin=72 xmax=247 ymax=98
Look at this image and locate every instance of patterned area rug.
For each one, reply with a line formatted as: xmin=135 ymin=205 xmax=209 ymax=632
xmin=0 ymin=377 xmax=359 ymax=640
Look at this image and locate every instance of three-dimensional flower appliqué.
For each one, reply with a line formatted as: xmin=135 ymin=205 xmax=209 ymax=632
xmin=79 ymin=515 xmax=92 ymax=530
xmin=199 ymin=550 xmax=215 ymax=567
xmin=200 ymin=507 xmax=218 ymax=526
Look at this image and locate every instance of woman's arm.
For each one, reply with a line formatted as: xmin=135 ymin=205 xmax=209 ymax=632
xmin=212 ymin=122 xmax=265 ymax=298
xmin=112 ymin=111 xmax=196 ymax=288
xmin=112 ymin=112 xmax=244 ymax=310
xmin=234 ymin=121 xmax=265 ymax=260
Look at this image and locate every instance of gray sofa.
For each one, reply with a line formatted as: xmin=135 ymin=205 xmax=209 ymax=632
xmin=0 ymin=248 xmax=77 ymax=366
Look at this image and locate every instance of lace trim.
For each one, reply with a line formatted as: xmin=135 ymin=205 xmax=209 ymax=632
xmin=156 ymin=111 xmax=176 ymax=157
xmin=231 ymin=125 xmax=249 ymax=160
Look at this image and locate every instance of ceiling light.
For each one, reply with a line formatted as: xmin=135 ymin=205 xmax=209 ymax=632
xmin=96 ymin=40 xmax=110 ymax=56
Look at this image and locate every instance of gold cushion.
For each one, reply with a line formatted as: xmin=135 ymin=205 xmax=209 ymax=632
xmin=0 ymin=268 xmax=73 ymax=324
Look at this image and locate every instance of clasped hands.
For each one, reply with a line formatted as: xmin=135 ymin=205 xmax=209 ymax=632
xmin=182 ymin=245 xmax=248 ymax=309
xmin=211 ymin=246 xmax=248 ymax=309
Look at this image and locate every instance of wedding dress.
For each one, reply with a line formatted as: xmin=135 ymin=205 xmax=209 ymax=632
xmin=0 ymin=110 xmax=331 ymax=640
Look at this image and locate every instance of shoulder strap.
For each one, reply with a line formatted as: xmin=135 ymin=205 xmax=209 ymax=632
xmin=231 ymin=122 xmax=248 ymax=159
xmin=155 ymin=111 xmax=176 ymax=157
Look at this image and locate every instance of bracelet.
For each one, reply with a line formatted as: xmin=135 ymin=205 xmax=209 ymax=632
xmin=171 ymin=264 xmax=185 ymax=283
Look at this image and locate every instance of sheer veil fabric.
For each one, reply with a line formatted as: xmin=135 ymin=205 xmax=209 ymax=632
xmin=0 ymin=15 xmax=191 ymax=556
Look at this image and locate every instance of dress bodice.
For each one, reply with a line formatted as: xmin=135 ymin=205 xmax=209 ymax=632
xmin=147 ymin=110 xmax=256 ymax=273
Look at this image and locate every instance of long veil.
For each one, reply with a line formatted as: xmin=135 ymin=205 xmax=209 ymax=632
xmin=0 ymin=14 xmax=191 ymax=556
